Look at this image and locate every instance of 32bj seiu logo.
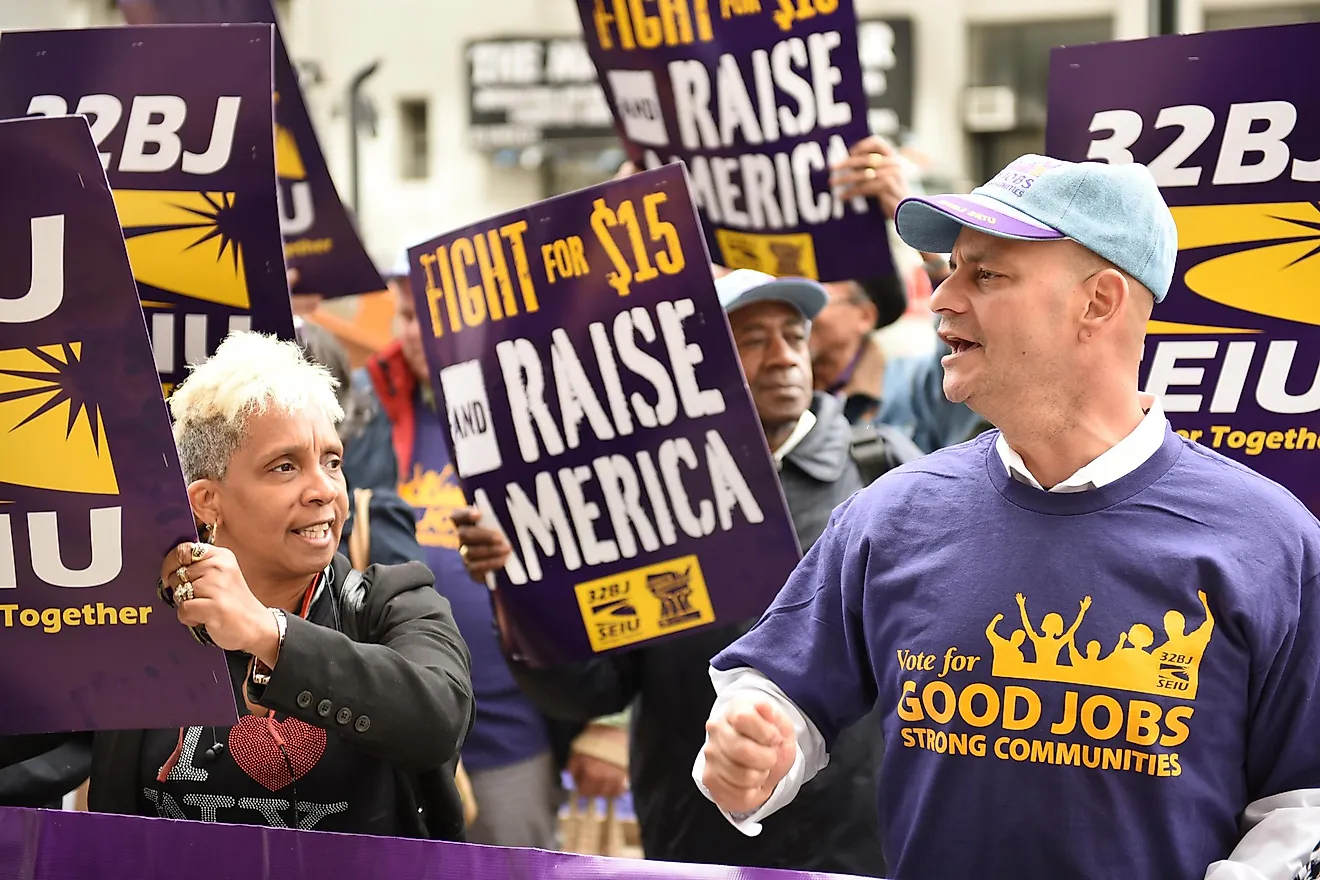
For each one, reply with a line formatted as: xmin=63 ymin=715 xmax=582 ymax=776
xmin=1087 ymin=101 xmax=1320 ymax=188
xmin=26 ymin=93 xmax=239 ymax=175
xmin=1141 ymin=199 xmax=1320 ymax=419
xmin=0 ymin=213 xmax=123 ymax=590
xmin=26 ymin=93 xmax=259 ymax=381
xmin=1086 ymin=101 xmax=1320 ymax=420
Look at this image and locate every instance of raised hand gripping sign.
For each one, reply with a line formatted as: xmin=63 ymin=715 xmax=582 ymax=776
xmin=1047 ymin=23 xmax=1320 ymax=516
xmin=0 ymin=24 xmax=295 ymax=396
xmin=576 ymin=0 xmax=895 ymax=283
xmin=0 ymin=115 xmax=235 ymax=734
xmin=409 ymin=165 xmax=801 ymax=666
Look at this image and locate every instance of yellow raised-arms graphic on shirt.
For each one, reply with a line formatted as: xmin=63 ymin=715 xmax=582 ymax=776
xmin=112 ymin=189 xmax=249 ymax=310
xmin=0 ymin=342 xmax=118 ymax=495
xmin=398 ymin=463 xmax=468 ymax=550
xmin=986 ymin=592 xmax=1214 ymax=700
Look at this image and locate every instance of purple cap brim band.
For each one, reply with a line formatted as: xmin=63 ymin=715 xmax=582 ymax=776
xmin=895 ymin=193 xmax=1065 ymax=254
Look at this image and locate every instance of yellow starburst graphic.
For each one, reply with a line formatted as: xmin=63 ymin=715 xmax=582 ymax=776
xmin=0 ymin=342 xmax=118 ymax=495
xmin=113 ymin=189 xmax=250 ymax=310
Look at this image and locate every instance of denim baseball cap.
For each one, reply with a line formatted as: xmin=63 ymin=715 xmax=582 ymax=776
xmin=894 ymin=155 xmax=1178 ymax=302
xmin=715 ymin=269 xmax=828 ymax=320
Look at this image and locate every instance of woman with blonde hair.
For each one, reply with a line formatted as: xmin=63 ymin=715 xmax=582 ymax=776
xmin=0 ymin=332 xmax=473 ymax=839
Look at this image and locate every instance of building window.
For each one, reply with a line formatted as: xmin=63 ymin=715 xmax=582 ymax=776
xmin=399 ymin=99 xmax=429 ymax=181
xmin=1204 ymin=4 xmax=1320 ymax=29
xmin=967 ymin=18 xmax=1112 ymax=182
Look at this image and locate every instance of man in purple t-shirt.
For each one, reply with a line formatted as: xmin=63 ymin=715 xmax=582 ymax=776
xmin=695 ymin=155 xmax=1320 ymax=880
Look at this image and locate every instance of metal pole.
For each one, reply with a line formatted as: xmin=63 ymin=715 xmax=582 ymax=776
xmin=1150 ymin=0 xmax=1179 ymax=35
xmin=347 ymin=60 xmax=381 ymax=216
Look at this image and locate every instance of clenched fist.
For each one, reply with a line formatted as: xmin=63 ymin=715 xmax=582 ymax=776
xmin=700 ymin=698 xmax=797 ymax=816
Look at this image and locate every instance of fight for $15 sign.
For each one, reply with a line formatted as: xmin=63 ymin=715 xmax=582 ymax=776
xmin=0 ymin=115 xmax=235 ymax=734
xmin=408 ymin=165 xmax=801 ymax=666
xmin=0 ymin=24 xmax=296 ymax=395
xmin=577 ymin=0 xmax=894 ymax=284
xmin=1047 ymin=23 xmax=1320 ymax=515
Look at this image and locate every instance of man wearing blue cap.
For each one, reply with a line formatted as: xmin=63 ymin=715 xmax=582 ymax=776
xmin=695 ymin=155 xmax=1320 ymax=880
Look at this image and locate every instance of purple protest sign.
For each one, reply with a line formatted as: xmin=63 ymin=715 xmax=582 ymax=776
xmin=1047 ymin=23 xmax=1320 ymax=516
xmin=0 ymin=806 xmax=863 ymax=879
xmin=0 ymin=23 xmax=295 ymax=396
xmin=119 ymin=0 xmax=388 ymax=300
xmin=576 ymin=0 xmax=894 ymax=283
xmin=407 ymin=165 xmax=801 ymax=666
xmin=0 ymin=115 xmax=236 ymax=735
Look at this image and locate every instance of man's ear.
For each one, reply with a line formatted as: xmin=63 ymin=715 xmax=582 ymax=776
xmin=187 ymin=479 xmax=223 ymax=531
xmin=1080 ymin=268 xmax=1129 ymax=337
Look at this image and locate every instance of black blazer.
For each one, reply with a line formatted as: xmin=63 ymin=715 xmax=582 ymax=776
xmin=0 ymin=555 xmax=474 ymax=841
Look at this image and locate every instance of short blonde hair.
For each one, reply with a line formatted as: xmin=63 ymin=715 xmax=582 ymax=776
xmin=169 ymin=331 xmax=345 ymax=482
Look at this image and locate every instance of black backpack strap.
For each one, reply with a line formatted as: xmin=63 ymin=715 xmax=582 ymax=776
xmin=327 ymin=562 xmax=367 ymax=640
xmin=849 ymin=423 xmax=926 ymax=486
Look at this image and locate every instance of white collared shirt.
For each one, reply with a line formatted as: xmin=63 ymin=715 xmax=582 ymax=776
xmin=772 ymin=410 xmax=817 ymax=470
xmin=994 ymin=397 xmax=1168 ymax=492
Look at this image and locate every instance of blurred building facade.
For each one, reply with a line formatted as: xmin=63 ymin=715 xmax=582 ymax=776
xmin=5 ymin=0 xmax=1320 ymax=270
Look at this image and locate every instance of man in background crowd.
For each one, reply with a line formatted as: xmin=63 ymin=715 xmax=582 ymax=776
xmin=824 ymin=137 xmax=991 ymax=449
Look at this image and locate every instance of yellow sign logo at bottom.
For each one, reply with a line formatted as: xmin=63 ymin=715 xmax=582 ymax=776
xmin=714 ymin=229 xmax=820 ymax=281
xmin=574 ymin=555 xmax=715 ymax=652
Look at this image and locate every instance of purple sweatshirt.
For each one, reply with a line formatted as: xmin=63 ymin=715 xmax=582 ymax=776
xmin=714 ymin=427 xmax=1320 ymax=880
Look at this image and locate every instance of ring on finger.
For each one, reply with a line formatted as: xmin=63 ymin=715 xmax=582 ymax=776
xmin=864 ymin=167 xmax=878 ymax=180
xmin=459 ymin=544 xmax=470 ymax=561
xmin=190 ymin=542 xmax=209 ymax=562
xmin=174 ymin=580 xmax=194 ymax=605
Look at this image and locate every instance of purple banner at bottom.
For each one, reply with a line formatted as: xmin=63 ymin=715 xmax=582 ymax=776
xmin=0 ymin=807 xmax=870 ymax=880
